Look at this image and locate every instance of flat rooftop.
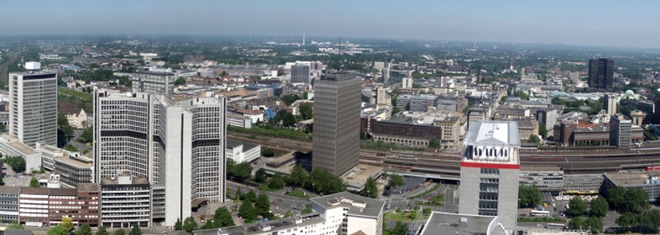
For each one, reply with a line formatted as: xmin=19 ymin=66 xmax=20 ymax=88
xmin=310 ymin=191 xmax=384 ymax=218
xmin=7 ymin=142 xmax=37 ymax=154
xmin=605 ymin=170 xmax=660 ymax=186
xmin=340 ymin=164 xmax=384 ymax=190
xmin=420 ymin=211 xmax=503 ymax=235
xmin=320 ymin=73 xmax=357 ymax=81
xmin=101 ymin=175 xmax=149 ymax=185
xmin=134 ymin=70 xmax=174 ymax=76
xmin=55 ymin=156 xmax=92 ymax=168
xmin=464 ymin=120 xmax=520 ymax=147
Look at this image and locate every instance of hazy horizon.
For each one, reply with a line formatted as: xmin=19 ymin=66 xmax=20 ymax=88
xmin=4 ymin=0 xmax=660 ymax=49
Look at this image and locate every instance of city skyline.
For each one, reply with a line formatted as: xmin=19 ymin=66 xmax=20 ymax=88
xmin=3 ymin=1 xmax=660 ymax=48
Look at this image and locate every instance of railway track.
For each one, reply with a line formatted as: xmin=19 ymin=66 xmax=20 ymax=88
xmin=229 ymin=132 xmax=660 ymax=175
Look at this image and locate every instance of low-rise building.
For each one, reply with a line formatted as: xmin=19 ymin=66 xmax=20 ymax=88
xmin=361 ymin=118 xmax=442 ymax=148
xmin=418 ymin=211 xmax=507 ymax=235
xmin=195 ymin=192 xmax=384 ymax=235
xmin=100 ymin=174 xmax=151 ymax=228
xmin=53 ymin=154 xmax=93 ymax=188
xmin=35 ymin=143 xmax=64 ymax=171
xmin=602 ymin=170 xmax=660 ymax=203
xmin=226 ymin=139 xmax=260 ymax=163
xmin=17 ymin=184 xmax=100 ymax=227
xmin=0 ymin=187 xmax=20 ymax=224
xmin=227 ymin=113 xmax=253 ymax=129
xmin=310 ymin=191 xmax=384 ymax=235
xmin=65 ymin=109 xmax=88 ymax=129
xmin=0 ymin=135 xmax=41 ymax=172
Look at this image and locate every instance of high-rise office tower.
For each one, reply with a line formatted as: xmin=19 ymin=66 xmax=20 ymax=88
xmin=9 ymin=63 xmax=58 ymax=147
xmin=131 ymin=70 xmax=175 ymax=95
xmin=588 ymin=58 xmax=614 ymax=90
xmin=313 ymin=74 xmax=362 ymax=176
xmin=605 ymin=94 xmax=617 ymax=116
xmin=94 ymin=88 xmax=226 ymax=227
xmin=610 ymin=114 xmax=632 ymax=150
xmin=291 ymin=64 xmax=311 ymax=83
xmin=459 ymin=120 xmax=520 ymax=230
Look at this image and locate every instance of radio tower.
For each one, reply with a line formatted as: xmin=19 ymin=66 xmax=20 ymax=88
xmin=303 ymin=32 xmax=306 ymax=46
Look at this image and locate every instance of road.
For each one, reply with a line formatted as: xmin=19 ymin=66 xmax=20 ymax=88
xmin=225 ymin=181 xmax=312 ymax=216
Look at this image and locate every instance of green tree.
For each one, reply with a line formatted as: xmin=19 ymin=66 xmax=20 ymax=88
xmin=61 ymin=217 xmax=74 ymax=231
xmin=129 ymin=224 xmax=142 ymax=235
xmin=518 ymin=185 xmax=542 ymax=208
xmin=538 ymin=121 xmax=548 ymax=138
xmin=283 ymin=210 xmax=293 ymax=218
xmin=64 ymin=144 xmax=79 ymax=152
xmin=422 ymin=208 xmax=432 ymax=216
xmin=387 ymin=221 xmax=408 ymax=235
xmin=4 ymin=156 xmax=26 ymax=173
xmin=301 ymin=204 xmax=313 ymax=214
xmin=77 ymin=127 xmax=94 ymax=143
xmin=230 ymin=162 xmax=252 ymax=182
xmin=96 ymin=226 xmax=108 ymax=235
xmin=114 ymin=229 xmax=125 ymax=235
xmin=183 ymin=216 xmax=198 ymax=233
xmin=58 ymin=113 xmax=74 ymax=136
xmin=255 ymin=168 xmax=267 ymax=183
xmin=174 ymin=218 xmax=183 ymax=230
xmin=30 ymin=177 xmax=39 ymax=187
xmin=287 ymin=165 xmax=308 ymax=187
xmin=607 ymin=187 xmax=627 ymax=211
xmin=640 ymin=209 xmax=660 ymax=229
xmin=255 ymin=194 xmax=271 ymax=217
xmin=392 ymin=107 xmax=400 ymax=115
xmin=239 ymin=199 xmax=258 ymax=222
xmin=268 ymin=173 xmax=285 ymax=190
xmin=428 ymin=139 xmax=441 ymax=149
xmin=245 ymin=190 xmax=257 ymax=201
xmin=615 ymin=212 xmax=638 ymax=228
xmin=513 ymin=90 xmax=529 ymax=100
xmin=75 ymin=224 xmax=92 ymax=235
xmin=282 ymin=94 xmax=300 ymax=106
xmin=226 ymin=158 xmax=236 ymax=176
xmin=568 ymin=197 xmax=588 ymax=217
xmin=235 ymin=187 xmax=243 ymax=200
xmin=589 ymin=197 xmax=608 ymax=217
xmin=48 ymin=226 xmax=71 ymax=235
xmin=625 ymin=187 xmax=649 ymax=213
xmin=214 ymin=206 xmax=235 ymax=227
xmin=584 ymin=217 xmax=603 ymax=233
xmin=299 ymin=103 xmax=313 ymax=120
xmin=7 ymin=221 xmax=23 ymax=230
xmin=308 ymin=169 xmax=346 ymax=195
xmin=174 ymin=77 xmax=186 ymax=85
xmin=568 ymin=216 xmax=586 ymax=230
xmin=528 ymin=134 xmax=540 ymax=144
xmin=360 ymin=177 xmax=379 ymax=198
xmin=388 ymin=174 xmax=405 ymax=187
xmin=261 ymin=149 xmax=276 ymax=157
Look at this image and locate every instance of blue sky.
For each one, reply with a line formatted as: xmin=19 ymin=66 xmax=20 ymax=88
xmin=3 ymin=0 xmax=660 ymax=48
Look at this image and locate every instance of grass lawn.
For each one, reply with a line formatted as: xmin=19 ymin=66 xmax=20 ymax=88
xmin=285 ymin=188 xmax=310 ymax=199
xmin=257 ymin=183 xmax=284 ymax=192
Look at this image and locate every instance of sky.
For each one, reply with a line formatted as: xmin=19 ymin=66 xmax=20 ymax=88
xmin=3 ymin=0 xmax=660 ymax=48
